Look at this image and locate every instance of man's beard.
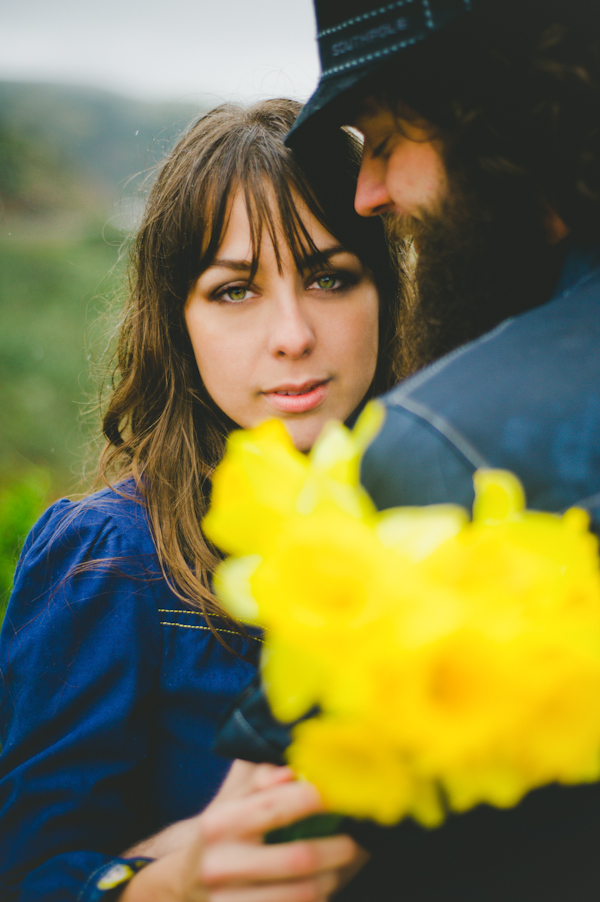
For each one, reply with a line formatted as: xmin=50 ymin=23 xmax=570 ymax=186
xmin=387 ymin=166 xmax=563 ymax=378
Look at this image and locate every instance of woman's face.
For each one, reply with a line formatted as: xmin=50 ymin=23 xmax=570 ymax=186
xmin=185 ymin=190 xmax=380 ymax=452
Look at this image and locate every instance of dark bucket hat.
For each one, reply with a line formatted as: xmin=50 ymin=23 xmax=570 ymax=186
xmin=286 ymin=0 xmax=476 ymax=145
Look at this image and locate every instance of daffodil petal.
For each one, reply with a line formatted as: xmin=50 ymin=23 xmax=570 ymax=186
xmin=213 ymin=555 xmax=262 ymax=622
xmin=472 ymin=468 xmax=526 ymax=523
xmin=309 ymin=400 xmax=385 ymax=487
xmin=262 ymin=638 xmax=325 ymax=722
xmin=350 ymin=399 xmax=386 ymax=457
xmin=375 ymin=505 xmax=468 ymax=560
xmin=203 ymin=419 xmax=308 ymax=555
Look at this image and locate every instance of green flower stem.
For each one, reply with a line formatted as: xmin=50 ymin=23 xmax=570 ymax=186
xmin=265 ymin=813 xmax=343 ymax=844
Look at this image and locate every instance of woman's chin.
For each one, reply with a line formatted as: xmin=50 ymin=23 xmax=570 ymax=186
xmin=281 ymin=417 xmax=327 ymax=454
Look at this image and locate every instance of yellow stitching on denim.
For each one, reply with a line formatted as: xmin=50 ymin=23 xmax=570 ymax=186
xmin=157 ymin=609 xmax=258 ymax=625
xmin=160 ymin=621 xmax=263 ymax=641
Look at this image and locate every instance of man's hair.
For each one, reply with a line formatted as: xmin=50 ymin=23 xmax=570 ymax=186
xmin=99 ymin=99 xmax=403 ymax=633
xmin=358 ymin=0 xmax=600 ymax=243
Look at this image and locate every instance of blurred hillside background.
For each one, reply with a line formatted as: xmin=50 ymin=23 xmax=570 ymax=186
xmin=0 ymin=81 xmax=210 ymax=611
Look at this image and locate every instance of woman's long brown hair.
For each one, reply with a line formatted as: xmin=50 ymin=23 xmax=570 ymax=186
xmin=99 ymin=98 xmax=404 ymax=633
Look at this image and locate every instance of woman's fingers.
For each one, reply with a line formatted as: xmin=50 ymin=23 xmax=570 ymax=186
xmin=123 ymin=763 xmax=298 ymax=860
xmin=200 ymin=835 xmax=358 ymax=887
xmin=200 ymin=871 xmax=338 ymax=902
xmin=252 ymin=764 xmax=297 ymax=792
xmin=121 ymin=845 xmax=341 ymax=902
xmin=121 ymin=785 xmax=364 ymax=902
xmin=198 ymin=779 xmax=325 ymax=844
xmin=124 ymin=776 xmax=361 ymax=902
xmin=213 ymin=761 xmax=295 ymax=804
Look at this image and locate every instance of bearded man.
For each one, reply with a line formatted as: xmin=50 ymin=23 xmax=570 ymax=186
xmin=286 ymin=0 xmax=600 ymax=527
xmin=218 ymin=1 xmax=600 ymax=898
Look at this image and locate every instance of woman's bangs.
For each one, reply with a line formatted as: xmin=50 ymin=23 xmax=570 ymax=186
xmin=194 ymin=172 xmax=238 ymax=279
xmin=239 ymin=165 xmax=331 ymax=279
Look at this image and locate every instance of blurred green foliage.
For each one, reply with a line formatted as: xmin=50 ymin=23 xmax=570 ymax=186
xmin=0 ymin=81 xmax=207 ymax=618
xmin=0 ymin=223 xmax=124 ymax=622
xmin=0 ymin=470 xmax=50 ymax=618
xmin=0 ymin=220 xmax=124 ymax=495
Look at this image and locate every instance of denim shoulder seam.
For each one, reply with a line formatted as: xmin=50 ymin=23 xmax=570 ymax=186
xmin=388 ymin=318 xmax=514 ymax=402
xmin=392 ymin=395 xmax=491 ymax=470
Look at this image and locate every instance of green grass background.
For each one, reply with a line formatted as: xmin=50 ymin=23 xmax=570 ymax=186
xmin=0 ymin=81 xmax=205 ymax=616
xmin=0 ymin=219 xmax=124 ymax=616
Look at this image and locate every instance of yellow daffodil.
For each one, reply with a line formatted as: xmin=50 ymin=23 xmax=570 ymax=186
xmin=212 ymin=554 xmax=261 ymax=622
xmin=261 ymin=635 xmax=328 ymax=722
xmin=203 ymin=419 xmax=308 ymax=557
xmin=288 ymin=715 xmax=444 ymax=826
xmin=207 ymin=406 xmax=600 ymax=827
xmin=204 ymin=401 xmax=385 ymax=559
xmin=296 ymin=401 xmax=384 ymax=519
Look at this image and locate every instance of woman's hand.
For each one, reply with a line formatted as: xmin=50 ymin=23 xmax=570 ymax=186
xmin=120 ymin=765 xmax=367 ymax=901
xmin=122 ymin=761 xmax=297 ymax=859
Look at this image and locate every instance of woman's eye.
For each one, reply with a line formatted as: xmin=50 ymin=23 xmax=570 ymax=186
xmin=216 ymin=285 xmax=257 ymax=303
xmin=310 ymin=273 xmax=343 ymax=292
xmin=224 ymin=286 xmax=247 ymax=301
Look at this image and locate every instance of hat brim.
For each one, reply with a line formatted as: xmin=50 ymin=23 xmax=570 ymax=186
xmin=286 ymin=0 xmax=477 ymax=147
xmin=285 ymin=64 xmax=380 ymax=147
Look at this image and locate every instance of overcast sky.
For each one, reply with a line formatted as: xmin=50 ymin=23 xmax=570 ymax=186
xmin=0 ymin=0 xmax=320 ymax=105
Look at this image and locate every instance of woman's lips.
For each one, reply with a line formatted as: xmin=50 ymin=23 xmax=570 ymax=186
xmin=264 ymin=380 xmax=329 ymax=414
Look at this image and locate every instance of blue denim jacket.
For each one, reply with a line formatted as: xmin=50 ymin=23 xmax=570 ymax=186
xmin=0 ymin=486 xmax=260 ymax=901
xmin=361 ymin=242 xmax=600 ymax=527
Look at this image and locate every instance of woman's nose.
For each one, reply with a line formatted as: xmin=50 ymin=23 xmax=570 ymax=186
xmin=267 ymin=291 xmax=315 ymax=359
xmin=354 ymin=150 xmax=393 ymax=217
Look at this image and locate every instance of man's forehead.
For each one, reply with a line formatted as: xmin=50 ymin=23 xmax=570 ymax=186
xmin=352 ymin=95 xmax=423 ymax=133
xmin=351 ymin=95 xmax=392 ymax=131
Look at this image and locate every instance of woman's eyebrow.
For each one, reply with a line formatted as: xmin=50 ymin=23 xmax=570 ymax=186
xmin=301 ymin=245 xmax=348 ymax=268
xmin=206 ymin=259 xmax=253 ymax=272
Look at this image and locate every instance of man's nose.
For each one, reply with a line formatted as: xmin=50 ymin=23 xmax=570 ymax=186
xmin=355 ymin=150 xmax=393 ymax=217
xmin=267 ymin=291 xmax=316 ymax=359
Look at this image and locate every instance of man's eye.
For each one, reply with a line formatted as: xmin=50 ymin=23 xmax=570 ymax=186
xmin=370 ymin=135 xmax=394 ymax=159
xmin=372 ymin=139 xmax=388 ymax=158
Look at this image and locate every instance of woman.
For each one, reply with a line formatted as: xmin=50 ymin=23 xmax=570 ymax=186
xmin=0 ymin=99 xmax=402 ymax=900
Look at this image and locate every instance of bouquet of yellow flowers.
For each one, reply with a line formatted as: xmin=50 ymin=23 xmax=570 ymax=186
xmin=203 ymin=402 xmax=600 ymax=827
